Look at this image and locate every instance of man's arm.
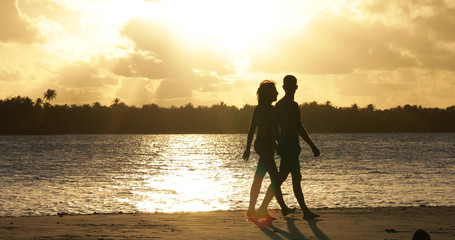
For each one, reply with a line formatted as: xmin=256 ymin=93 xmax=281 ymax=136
xmin=296 ymin=104 xmax=320 ymax=157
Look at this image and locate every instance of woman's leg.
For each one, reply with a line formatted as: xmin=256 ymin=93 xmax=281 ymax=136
xmin=248 ymin=158 xmax=266 ymax=217
xmin=257 ymin=168 xmax=295 ymax=216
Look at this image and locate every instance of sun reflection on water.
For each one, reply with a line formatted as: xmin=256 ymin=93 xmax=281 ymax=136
xmin=115 ymin=134 xmax=246 ymax=213
xmin=135 ymin=172 xmax=231 ymax=212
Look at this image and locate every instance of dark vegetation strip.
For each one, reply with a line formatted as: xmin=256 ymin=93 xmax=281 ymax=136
xmin=1 ymin=96 xmax=454 ymax=134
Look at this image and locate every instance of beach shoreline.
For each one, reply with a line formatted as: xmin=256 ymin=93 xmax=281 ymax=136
xmin=1 ymin=206 xmax=454 ymax=239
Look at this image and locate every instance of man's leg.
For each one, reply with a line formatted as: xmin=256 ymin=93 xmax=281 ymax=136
xmin=290 ymin=168 xmax=319 ymax=219
xmin=264 ymin=156 xmax=289 ymax=213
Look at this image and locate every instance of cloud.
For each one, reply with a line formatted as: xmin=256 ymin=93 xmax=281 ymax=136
xmin=0 ymin=0 xmax=41 ymax=43
xmin=57 ymin=62 xmax=118 ymax=88
xmin=359 ymin=0 xmax=455 ymax=71
xmin=325 ymin=68 xmax=455 ymax=109
xmin=251 ymin=0 xmax=455 ymax=74
xmin=415 ymin=8 xmax=455 ymax=42
xmin=105 ymin=52 xmax=228 ymax=100
xmin=251 ymin=13 xmax=417 ymax=74
xmin=155 ymin=79 xmax=192 ymax=99
xmin=0 ymin=65 xmax=21 ymax=82
xmin=334 ymin=71 xmax=414 ymax=97
xmin=116 ymin=17 xmax=232 ymax=99
xmin=361 ymin=0 xmax=448 ymax=19
xmin=115 ymin=77 xmax=154 ymax=99
xmin=109 ymin=51 xmax=191 ymax=80
xmin=122 ymin=18 xmax=231 ymax=75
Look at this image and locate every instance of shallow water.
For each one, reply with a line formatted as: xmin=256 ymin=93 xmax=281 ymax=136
xmin=0 ymin=133 xmax=454 ymax=216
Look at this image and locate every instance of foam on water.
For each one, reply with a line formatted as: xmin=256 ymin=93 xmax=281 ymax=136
xmin=0 ymin=133 xmax=454 ymax=216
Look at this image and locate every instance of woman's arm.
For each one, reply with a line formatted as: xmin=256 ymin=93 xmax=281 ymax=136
xmin=274 ymin=108 xmax=280 ymax=144
xmin=243 ymin=108 xmax=257 ymax=161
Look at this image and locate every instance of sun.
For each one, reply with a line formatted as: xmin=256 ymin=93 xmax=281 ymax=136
xmin=160 ymin=0 xmax=289 ymax=51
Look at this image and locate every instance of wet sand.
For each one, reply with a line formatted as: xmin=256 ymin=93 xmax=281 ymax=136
xmin=0 ymin=206 xmax=454 ymax=239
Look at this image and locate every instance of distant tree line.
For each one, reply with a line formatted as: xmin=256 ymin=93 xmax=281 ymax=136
xmin=0 ymin=94 xmax=454 ymax=134
xmin=301 ymin=101 xmax=455 ymax=133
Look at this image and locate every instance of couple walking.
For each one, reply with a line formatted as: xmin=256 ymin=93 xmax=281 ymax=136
xmin=243 ymin=75 xmax=320 ymax=220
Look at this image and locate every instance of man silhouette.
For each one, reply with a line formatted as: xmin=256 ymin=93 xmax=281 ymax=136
xmin=258 ymin=75 xmax=320 ymax=219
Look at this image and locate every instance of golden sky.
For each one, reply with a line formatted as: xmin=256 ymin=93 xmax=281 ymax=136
xmin=1 ymin=0 xmax=454 ymax=108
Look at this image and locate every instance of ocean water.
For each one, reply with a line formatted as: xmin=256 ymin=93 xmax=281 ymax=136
xmin=0 ymin=133 xmax=454 ymax=217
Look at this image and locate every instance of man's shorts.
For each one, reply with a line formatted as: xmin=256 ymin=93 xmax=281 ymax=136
xmin=277 ymin=136 xmax=301 ymax=172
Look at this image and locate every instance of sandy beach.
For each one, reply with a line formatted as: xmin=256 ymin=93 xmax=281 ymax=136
xmin=0 ymin=206 xmax=453 ymax=239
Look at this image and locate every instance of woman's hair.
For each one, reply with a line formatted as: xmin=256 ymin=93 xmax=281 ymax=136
xmin=257 ymin=80 xmax=277 ymax=105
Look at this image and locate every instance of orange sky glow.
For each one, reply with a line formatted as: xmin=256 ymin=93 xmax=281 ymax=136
xmin=1 ymin=0 xmax=454 ymax=109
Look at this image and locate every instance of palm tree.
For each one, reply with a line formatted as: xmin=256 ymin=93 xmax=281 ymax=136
xmin=43 ymin=89 xmax=57 ymax=103
xmin=35 ymin=98 xmax=43 ymax=108
xmin=366 ymin=104 xmax=375 ymax=112
xmin=350 ymin=103 xmax=359 ymax=111
xmin=113 ymin=98 xmax=120 ymax=105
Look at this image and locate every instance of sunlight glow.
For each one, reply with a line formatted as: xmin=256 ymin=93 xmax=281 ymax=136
xmin=49 ymin=0 xmax=318 ymax=75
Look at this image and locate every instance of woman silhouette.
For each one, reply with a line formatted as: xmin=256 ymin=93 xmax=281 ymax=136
xmin=243 ymin=80 xmax=295 ymax=219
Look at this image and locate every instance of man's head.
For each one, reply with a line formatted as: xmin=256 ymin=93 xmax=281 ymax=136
xmin=283 ymin=75 xmax=298 ymax=93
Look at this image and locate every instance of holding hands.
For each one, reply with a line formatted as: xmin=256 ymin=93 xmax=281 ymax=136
xmin=243 ymin=149 xmax=250 ymax=161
